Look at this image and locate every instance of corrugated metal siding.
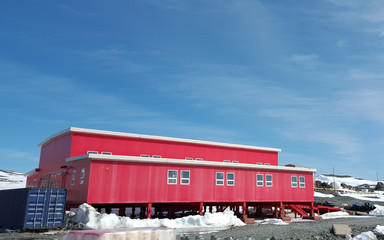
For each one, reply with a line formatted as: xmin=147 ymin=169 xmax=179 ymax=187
xmin=0 ymin=188 xmax=67 ymax=230
xmin=70 ymin=133 xmax=278 ymax=165
xmin=85 ymin=161 xmax=313 ymax=204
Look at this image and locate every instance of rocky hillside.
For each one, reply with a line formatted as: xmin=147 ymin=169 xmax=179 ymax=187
xmin=0 ymin=170 xmax=26 ymax=190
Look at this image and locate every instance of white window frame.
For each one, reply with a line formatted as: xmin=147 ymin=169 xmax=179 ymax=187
xmin=216 ymin=172 xmax=224 ymax=186
xmin=101 ymin=152 xmax=112 ymax=155
xmin=266 ymin=174 xmax=272 ymax=187
xmin=257 ymin=174 xmax=264 ymax=187
xmin=227 ymin=172 xmax=235 ymax=186
xmin=71 ymin=170 xmax=76 ymax=186
xmin=167 ymin=170 xmax=178 ymax=184
xmin=80 ymin=168 xmax=85 ymax=184
xmin=299 ymin=176 xmax=305 ymax=188
xmin=291 ymin=176 xmax=298 ymax=188
xmin=180 ymin=170 xmax=190 ymax=185
xmin=87 ymin=151 xmax=98 ymax=154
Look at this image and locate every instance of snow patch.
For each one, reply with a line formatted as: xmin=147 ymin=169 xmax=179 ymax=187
xmin=314 ymin=191 xmax=334 ymax=198
xmin=346 ymin=231 xmax=377 ymax=240
xmin=373 ymin=225 xmax=384 ymax=235
xmin=369 ymin=205 xmax=384 ymax=216
xmin=259 ymin=218 xmax=289 ymax=225
xmin=70 ymin=203 xmax=245 ymax=230
xmin=321 ymin=211 xmax=349 ymax=219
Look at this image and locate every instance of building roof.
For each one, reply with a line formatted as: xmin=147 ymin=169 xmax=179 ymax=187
xmin=66 ymin=153 xmax=316 ymax=173
xmin=39 ymin=127 xmax=282 ymax=152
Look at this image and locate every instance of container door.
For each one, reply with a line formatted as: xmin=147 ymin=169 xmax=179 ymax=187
xmin=24 ymin=188 xmax=67 ymax=229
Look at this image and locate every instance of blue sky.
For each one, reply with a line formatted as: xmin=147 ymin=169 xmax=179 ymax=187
xmin=1 ymin=1 xmax=384 ymax=180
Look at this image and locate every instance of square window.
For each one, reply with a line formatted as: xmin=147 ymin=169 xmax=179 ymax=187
xmin=167 ymin=170 xmax=177 ymax=184
xmin=299 ymin=176 xmax=305 ymax=188
xmin=87 ymin=151 xmax=98 ymax=154
xmin=264 ymin=163 xmax=270 ymax=166
xmin=101 ymin=152 xmax=112 ymax=155
xmin=291 ymin=176 xmax=298 ymax=188
xmin=195 ymin=158 xmax=203 ymax=161
xmin=153 ymin=155 xmax=161 ymax=158
xmin=232 ymin=161 xmax=239 ymax=163
xmin=223 ymin=160 xmax=231 ymax=163
xmin=257 ymin=174 xmax=264 ymax=186
xmin=216 ymin=172 xmax=224 ymax=185
xmin=227 ymin=173 xmax=235 ymax=186
xmin=266 ymin=174 xmax=272 ymax=187
xmin=181 ymin=170 xmax=190 ymax=185
xmin=140 ymin=154 xmax=150 ymax=157
xmin=185 ymin=157 xmax=193 ymax=160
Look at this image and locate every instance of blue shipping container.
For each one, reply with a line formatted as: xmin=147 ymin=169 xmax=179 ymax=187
xmin=0 ymin=188 xmax=67 ymax=230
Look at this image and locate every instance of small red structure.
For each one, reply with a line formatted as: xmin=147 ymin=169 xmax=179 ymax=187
xmin=27 ymin=127 xmax=319 ymax=220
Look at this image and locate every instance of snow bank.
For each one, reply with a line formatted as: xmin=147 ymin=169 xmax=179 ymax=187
xmin=71 ymin=203 xmax=245 ymax=230
xmin=321 ymin=211 xmax=349 ymax=219
xmin=314 ymin=191 xmax=334 ymax=198
xmin=369 ymin=205 xmax=384 ymax=216
xmin=346 ymin=231 xmax=377 ymax=240
xmin=373 ymin=225 xmax=384 ymax=235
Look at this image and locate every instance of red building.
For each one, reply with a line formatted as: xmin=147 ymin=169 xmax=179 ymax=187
xmin=27 ymin=127 xmax=319 ymax=220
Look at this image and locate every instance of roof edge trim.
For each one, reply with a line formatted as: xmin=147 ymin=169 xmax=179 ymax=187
xmin=66 ymin=154 xmax=316 ymax=173
xmin=39 ymin=127 xmax=282 ymax=152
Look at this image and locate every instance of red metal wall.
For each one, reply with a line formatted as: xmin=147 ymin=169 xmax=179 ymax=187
xmin=27 ymin=133 xmax=73 ymax=187
xmin=70 ymin=133 xmax=278 ymax=165
xmin=83 ymin=160 xmax=313 ymax=205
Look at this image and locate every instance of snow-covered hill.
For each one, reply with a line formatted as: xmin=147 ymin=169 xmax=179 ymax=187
xmin=0 ymin=170 xmax=26 ymax=190
xmin=316 ymin=174 xmax=378 ymax=187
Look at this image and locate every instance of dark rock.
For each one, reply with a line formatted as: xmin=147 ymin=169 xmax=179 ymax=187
xmin=375 ymin=182 xmax=384 ymax=191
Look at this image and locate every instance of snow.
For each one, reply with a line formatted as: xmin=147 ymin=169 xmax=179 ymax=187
xmin=0 ymin=170 xmax=26 ymax=190
xmin=321 ymin=211 xmax=350 ymax=219
xmin=316 ymin=175 xmax=378 ymax=187
xmin=369 ymin=205 xmax=384 ymax=216
xmin=70 ymin=203 xmax=245 ymax=230
xmin=314 ymin=191 xmax=334 ymax=198
xmin=338 ymin=192 xmax=384 ymax=202
xmin=258 ymin=218 xmax=289 ymax=225
xmin=346 ymin=231 xmax=377 ymax=240
xmin=373 ymin=225 xmax=384 ymax=235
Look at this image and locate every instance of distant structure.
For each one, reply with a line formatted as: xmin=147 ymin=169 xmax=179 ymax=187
xmin=27 ymin=127 xmax=322 ymax=221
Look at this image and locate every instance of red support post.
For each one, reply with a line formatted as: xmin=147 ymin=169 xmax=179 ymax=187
xmin=242 ymin=202 xmax=247 ymax=218
xmin=199 ymin=202 xmax=204 ymax=216
xmin=147 ymin=203 xmax=152 ymax=219
xmin=310 ymin=202 xmax=314 ymax=217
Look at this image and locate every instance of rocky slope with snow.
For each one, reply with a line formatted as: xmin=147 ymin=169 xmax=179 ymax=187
xmin=0 ymin=170 xmax=26 ymax=190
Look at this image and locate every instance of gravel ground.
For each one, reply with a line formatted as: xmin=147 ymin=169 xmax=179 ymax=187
xmin=1 ymin=192 xmax=384 ymax=240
